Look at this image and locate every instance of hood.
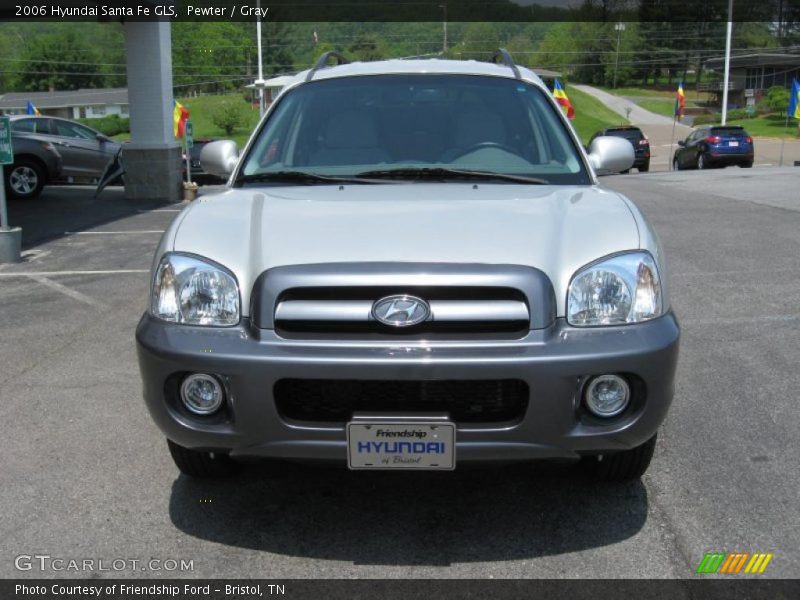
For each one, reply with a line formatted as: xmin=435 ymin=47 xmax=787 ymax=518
xmin=172 ymin=183 xmax=640 ymax=317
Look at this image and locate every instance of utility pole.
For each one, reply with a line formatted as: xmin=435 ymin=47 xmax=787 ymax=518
xmin=613 ymin=23 xmax=625 ymax=89
xmin=440 ymin=2 xmax=448 ymax=54
xmin=721 ymin=0 xmax=733 ymax=125
xmin=255 ymin=0 xmax=266 ymax=117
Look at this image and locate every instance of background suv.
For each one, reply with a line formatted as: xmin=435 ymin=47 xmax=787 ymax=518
xmin=590 ymin=126 xmax=650 ymax=173
xmin=673 ymin=125 xmax=754 ymax=170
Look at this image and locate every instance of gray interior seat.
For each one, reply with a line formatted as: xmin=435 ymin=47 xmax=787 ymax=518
xmin=309 ymin=110 xmax=391 ymax=166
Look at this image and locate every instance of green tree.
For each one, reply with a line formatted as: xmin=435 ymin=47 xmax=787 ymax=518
xmin=13 ymin=30 xmax=104 ymax=91
xmin=765 ymin=86 xmax=791 ymax=114
xmin=348 ymin=33 xmax=387 ymax=62
xmin=457 ymin=23 xmax=499 ymax=61
xmin=211 ymin=100 xmax=249 ymax=135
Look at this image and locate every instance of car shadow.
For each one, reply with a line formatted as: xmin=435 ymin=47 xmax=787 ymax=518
xmin=168 ymin=462 xmax=648 ymax=566
xmin=6 ymin=185 xmax=175 ymax=249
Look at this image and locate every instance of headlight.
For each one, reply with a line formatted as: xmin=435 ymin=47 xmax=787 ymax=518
xmin=151 ymin=253 xmax=240 ymax=326
xmin=567 ymin=252 xmax=662 ymax=326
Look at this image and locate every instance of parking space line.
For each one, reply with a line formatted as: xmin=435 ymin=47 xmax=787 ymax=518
xmin=0 ymin=269 xmax=148 ymax=277
xmin=64 ymin=230 xmax=165 ymax=235
xmin=28 ymin=275 xmax=108 ymax=309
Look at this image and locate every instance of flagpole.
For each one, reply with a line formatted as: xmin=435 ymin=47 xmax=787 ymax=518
xmin=669 ymin=115 xmax=677 ymax=170
xmin=779 ymin=112 xmax=789 ymax=167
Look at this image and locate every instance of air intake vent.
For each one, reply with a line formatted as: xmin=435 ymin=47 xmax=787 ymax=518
xmin=274 ymin=379 xmax=529 ymax=424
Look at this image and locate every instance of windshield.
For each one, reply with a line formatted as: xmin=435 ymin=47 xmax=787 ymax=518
xmin=237 ymin=74 xmax=590 ymax=185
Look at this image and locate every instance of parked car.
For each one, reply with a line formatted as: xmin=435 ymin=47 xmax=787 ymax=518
xmin=4 ymin=131 xmax=63 ymax=199
xmin=673 ymin=126 xmax=754 ymax=170
xmin=136 ymin=52 xmax=679 ymax=483
xmin=589 ymin=126 xmax=650 ymax=173
xmin=9 ymin=115 xmax=121 ymax=182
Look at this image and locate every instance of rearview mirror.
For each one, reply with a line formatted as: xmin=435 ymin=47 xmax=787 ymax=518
xmin=586 ymin=136 xmax=635 ymax=175
xmin=200 ymin=140 xmax=239 ymax=179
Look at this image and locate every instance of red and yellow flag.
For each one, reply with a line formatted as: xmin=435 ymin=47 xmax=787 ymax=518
xmin=674 ymin=81 xmax=686 ymax=119
xmin=173 ymin=100 xmax=190 ymax=138
xmin=553 ymin=79 xmax=574 ymax=119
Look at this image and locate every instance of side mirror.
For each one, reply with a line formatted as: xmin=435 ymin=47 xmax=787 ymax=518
xmin=96 ymin=133 xmax=112 ymax=143
xmin=200 ymin=140 xmax=239 ymax=179
xmin=677 ymin=140 xmax=686 ymax=147
xmin=587 ymin=136 xmax=635 ymax=175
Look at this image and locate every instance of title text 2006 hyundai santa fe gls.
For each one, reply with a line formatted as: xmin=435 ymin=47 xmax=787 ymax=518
xmin=136 ymin=52 xmax=680 ymax=482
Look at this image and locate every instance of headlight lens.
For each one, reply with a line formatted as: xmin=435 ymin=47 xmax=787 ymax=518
xmin=567 ymin=252 xmax=662 ymax=326
xmin=151 ymin=254 xmax=240 ymax=326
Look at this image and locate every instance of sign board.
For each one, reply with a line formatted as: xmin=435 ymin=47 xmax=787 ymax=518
xmin=744 ymin=89 xmax=755 ymax=98
xmin=184 ymin=120 xmax=193 ymax=149
xmin=0 ymin=116 xmax=14 ymax=165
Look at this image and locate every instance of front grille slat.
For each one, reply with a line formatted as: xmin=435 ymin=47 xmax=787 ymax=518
xmin=273 ymin=286 xmax=531 ymax=338
xmin=274 ymin=379 xmax=529 ymax=424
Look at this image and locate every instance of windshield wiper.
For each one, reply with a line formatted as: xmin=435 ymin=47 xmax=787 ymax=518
xmin=235 ymin=171 xmax=391 ymax=185
xmin=354 ymin=167 xmax=549 ymax=185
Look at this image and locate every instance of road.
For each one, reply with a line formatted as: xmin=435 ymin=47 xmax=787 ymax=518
xmin=575 ymin=84 xmax=800 ymax=172
xmin=0 ymin=172 xmax=798 ymax=579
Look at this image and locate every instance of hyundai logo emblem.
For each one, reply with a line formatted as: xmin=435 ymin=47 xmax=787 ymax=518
xmin=372 ymin=295 xmax=430 ymax=327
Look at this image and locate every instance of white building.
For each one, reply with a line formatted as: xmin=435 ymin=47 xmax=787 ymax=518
xmin=0 ymin=88 xmax=129 ymax=120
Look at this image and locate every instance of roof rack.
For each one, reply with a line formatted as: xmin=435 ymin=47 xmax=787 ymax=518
xmin=491 ymin=48 xmax=521 ymax=80
xmin=306 ymin=51 xmax=350 ymax=82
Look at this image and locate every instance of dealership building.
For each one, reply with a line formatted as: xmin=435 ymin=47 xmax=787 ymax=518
xmin=703 ymin=50 xmax=800 ymax=109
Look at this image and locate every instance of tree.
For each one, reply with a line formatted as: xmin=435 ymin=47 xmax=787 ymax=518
xmin=212 ymin=101 xmax=248 ymax=135
xmin=765 ymin=86 xmax=791 ymax=114
xmin=348 ymin=33 xmax=387 ymax=62
xmin=13 ymin=30 xmax=104 ymax=91
xmin=457 ymin=23 xmax=500 ymax=61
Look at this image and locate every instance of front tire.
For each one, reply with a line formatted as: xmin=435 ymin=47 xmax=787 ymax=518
xmin=672 ymin=157 xmax=680 ymax=171
xmin=5 ymin=160 xmax=45 ymax=199
xmin=582 ymin=434 xmax=657 ymax=482
xmin=167 ymin=439 xmax=240 ymax=478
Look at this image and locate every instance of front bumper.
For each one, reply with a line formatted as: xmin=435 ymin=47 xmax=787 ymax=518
xmin=136 ymin=312 xmax=680 ymax=464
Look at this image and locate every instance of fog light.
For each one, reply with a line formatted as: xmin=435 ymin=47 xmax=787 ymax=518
xmin=584 ymin=374 xmax=630 ymax=417
xmin=180 ymin=373 xmax=224 ymax=415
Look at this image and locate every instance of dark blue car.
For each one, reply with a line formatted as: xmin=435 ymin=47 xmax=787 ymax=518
xmin=673 ymin=126 xmax=754 ymax=170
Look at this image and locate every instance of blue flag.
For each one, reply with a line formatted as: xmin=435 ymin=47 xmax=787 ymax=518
xmin=789 ymin=79 xmax=800 ymax=120
xmin=26 ymin=101 xmax=41 ymax=116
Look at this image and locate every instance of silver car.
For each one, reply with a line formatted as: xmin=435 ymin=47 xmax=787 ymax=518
xmin=10 ymin=115 xmax=121 ymax=181
xmin=136 ymin=53 xmax=679 ymax=482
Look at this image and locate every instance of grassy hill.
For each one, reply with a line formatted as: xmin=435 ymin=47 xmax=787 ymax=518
xmin=568 ymin=86 xmax=629 ymax=143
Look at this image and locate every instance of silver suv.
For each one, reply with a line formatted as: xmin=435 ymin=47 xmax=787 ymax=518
xmin=136 ymin=52 xmax=679 ymax=481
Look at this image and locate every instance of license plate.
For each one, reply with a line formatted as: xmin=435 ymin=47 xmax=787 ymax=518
xmin=729 ymin=141 xmax=739 ymax=147
xmin=347 ymin=421 xmax=456 ymax=470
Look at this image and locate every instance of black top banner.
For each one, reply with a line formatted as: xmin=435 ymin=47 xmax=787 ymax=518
xmin=1 ymin=0 xmax=798 ymax=22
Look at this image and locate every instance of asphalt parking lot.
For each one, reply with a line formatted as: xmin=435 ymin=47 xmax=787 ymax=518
xmin=1 ymin=168 xmax=798 ymax=579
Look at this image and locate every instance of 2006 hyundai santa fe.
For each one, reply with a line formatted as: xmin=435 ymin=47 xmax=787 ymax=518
xmin=136 ymin=51 xmax=680 ymax=482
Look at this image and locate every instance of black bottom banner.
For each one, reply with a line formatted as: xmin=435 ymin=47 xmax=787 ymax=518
xmin=4 ymin=579 xmax=800 ymax=600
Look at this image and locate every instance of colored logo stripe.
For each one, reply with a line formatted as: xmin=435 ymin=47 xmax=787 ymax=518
xmin=697 ymin=553 xmax=726 ymax=574
xmin=697 ymin=552 xmax=773 ymax=574
xmin=745 ymin=553 xmax=773 ymax=574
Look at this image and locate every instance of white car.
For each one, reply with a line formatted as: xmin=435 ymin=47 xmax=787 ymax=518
xmin=136 ymin=51 xmax=679 ymax=482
